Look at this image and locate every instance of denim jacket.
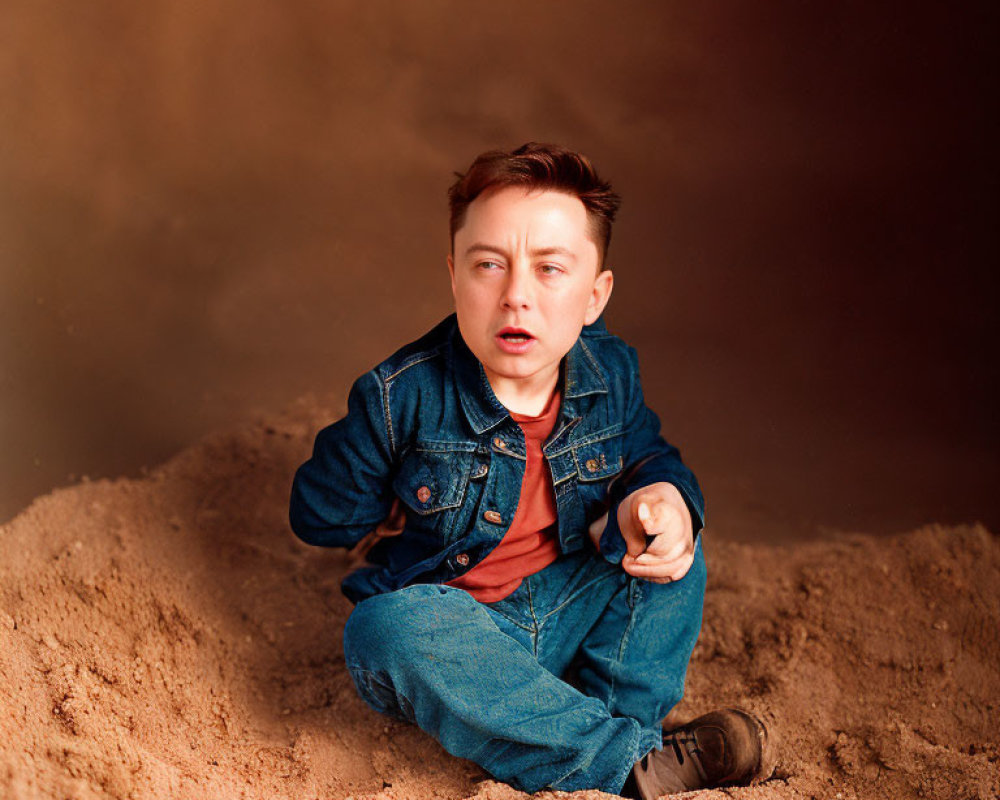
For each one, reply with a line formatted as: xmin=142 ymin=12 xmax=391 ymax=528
xmin=289 ymin=313 xmax=704 ymax=603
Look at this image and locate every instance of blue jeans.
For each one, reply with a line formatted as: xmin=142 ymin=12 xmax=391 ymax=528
xmin=343 ymin=539 xmax=706 ymax=795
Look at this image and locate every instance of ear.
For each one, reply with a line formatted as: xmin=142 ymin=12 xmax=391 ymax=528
xmin=447 ymin=254 xmax=456 ymax=297
xmin=583 ymin=268 xmax=614 ymax=325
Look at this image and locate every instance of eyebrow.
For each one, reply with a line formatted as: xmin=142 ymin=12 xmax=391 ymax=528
xmin=464 ymin=243 xmax=577 ymax=261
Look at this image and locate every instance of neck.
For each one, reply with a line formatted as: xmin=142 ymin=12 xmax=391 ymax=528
xmin=485 ymin=364 xmax=561 ymax=416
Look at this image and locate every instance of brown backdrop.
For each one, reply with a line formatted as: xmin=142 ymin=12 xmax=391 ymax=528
xmin=2 ymin=1 xmax=997 ymax=540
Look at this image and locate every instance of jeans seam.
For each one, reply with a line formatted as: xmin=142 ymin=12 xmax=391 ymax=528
xmin=484 ymin=609 xmax=536 ymax=634
xmin=609 ymin=717 xmax=644 ymax=794
xmin=525 ymin=578 xmax=540 ymax=657
xmin=538 ymin=572 xmax=618 ymax=621
xmin=545 ymin=715 xmax=639 ymax=794
xmin=607 ymin=578 xmax=643 ymax=710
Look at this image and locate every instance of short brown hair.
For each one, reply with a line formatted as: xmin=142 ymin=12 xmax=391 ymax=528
xmin=447 ymin=142 xmax=621 ymax=268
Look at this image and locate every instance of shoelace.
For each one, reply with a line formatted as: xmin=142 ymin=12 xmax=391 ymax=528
xmin=663 ymin=730 xmax=708 ymax=782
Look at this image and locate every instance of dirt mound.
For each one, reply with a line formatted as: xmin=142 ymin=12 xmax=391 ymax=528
xmin=1 ymin=397 xmax=997 ymax=799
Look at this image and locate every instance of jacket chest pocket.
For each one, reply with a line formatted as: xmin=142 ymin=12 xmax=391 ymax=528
xmin=572 ymin=436 xmax=624 ymax=523
xmin=393 ymin=447 xmax=475 ymax=544
xmin=573 ymin=437 xmax=624 ymax=482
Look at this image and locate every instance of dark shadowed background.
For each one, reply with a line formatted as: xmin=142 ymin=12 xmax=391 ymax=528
xmin=2 ymin=1 xmax=997 ymax=541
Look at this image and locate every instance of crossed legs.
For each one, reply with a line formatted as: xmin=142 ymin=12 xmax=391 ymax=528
xmin=342 ymin=541 xmax=706 ymax=794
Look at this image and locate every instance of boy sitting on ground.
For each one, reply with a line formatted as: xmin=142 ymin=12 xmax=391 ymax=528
xmin=289 ymin=142 xmax=776 ymax=798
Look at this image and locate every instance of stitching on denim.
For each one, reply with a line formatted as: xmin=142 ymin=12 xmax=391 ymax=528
xmin=525 ymin=579 xmax=540 ymax=657
xmin=544 ymin=424 xmax=625 ymax=458
xmin=577 ymin=338 xmax=610 ymax=394
xmin=492 ymin=441 xmax=527 ymax=462
xmin=484 ymin=606 xmax=536 ymax=635
xmin=394 ymin=450 xmax=472 ymax=513
xmin=384 ymin=349 xmax=445 ymax=383
xmin=551 ymin=472 xmax=575 ymax=487
xmin=547 ymin=714 xmax=640 ymax=793
xmin=376 ymin=370 xmax=397 ymax=460
xmin=414 ymin=440 xmax=480 ymax=453
xmin=571 ymin=439 xmax=625 ymax=483
xmin=608 ymin=578 xmax=643 ymax=710
xmin=539 ymin=573 xmax=617 ymax=621
xmin=475 ymin=365 xmax=508 ymax=433
xmin=614 ymin=718 xmax=646 ymax=794
xmin=565 ymin=339 xmax=608 ymax=398
xmin=542 ymin=416 xmax=581 ymax=456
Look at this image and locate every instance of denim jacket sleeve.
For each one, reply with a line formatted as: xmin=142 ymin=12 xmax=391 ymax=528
xmin=289 ymin=369 xmax=395 ymax=548
xmin=598 ymin=345 xmax=706 ymax=563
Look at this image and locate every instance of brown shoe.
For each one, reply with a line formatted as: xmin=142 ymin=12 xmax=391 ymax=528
xmin=630 ymin=708 xmax=777 ymax=798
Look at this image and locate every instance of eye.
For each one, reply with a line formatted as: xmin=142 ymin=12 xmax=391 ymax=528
xmin=477 ymin=260 xmax=502 ymax=271
xmin=539 ymin=263 xmax=563 ymax=276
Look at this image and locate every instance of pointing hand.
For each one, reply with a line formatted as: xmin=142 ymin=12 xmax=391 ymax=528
xmin=618 ymin=483 xmax=695 ymax=583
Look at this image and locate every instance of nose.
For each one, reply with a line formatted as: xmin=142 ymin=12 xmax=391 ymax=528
xmin=501 ymin=262 xmax=532 ymax=309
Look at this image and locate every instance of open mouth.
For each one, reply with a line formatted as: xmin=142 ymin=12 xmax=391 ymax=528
xmin=498 ymin=327 xmax=534 ymax=343
xmin=496 ymin=327 xmax=536 ymax=353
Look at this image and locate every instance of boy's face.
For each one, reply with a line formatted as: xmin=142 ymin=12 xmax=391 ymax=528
xmin=448 ymin=187 xmax=614 ymax=397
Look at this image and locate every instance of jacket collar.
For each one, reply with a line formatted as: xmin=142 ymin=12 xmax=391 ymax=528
xmin=448 ymin=314 xmax=609 ymax=435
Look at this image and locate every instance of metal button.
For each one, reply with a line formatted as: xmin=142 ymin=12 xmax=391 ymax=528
xmin=585 ymin=458 xmax=599 ymax=473
xmin=493 ymin=437 xmax=506 ymax=449
xmin=455 ymin=553 xmax=470 ymax=566
xmin=416 ymin=485 xmax=431 ymax=503
xmin=472 ymin=464 xmax=489 ymax=479
xmin=483 ymin=510 xmax=503 ymax=524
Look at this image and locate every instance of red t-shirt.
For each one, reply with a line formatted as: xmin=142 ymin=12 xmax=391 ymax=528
xmin=446 ymin=386 xmax=562 ymax=603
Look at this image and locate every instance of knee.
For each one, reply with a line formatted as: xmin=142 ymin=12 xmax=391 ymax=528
xmin=343 ymin=583 xmax=471 ymax=670
xmin=344 ymin=587 xmax=414 ymax=669
xmin=631 ymin=540 xmax=707 ymax=643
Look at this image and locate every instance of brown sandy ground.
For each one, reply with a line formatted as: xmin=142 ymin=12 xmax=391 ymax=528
xmin=1 ymin=397 xmax=997 ymax=800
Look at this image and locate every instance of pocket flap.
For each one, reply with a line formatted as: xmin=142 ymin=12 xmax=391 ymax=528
xmin=393 ymin=448 xmax=472 ymax=514
xmin=573 ymin=438 xmax=624 ymax=482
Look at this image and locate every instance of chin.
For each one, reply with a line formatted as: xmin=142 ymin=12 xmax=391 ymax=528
xmin=484 ymin=359 xmax=533 ymax=378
